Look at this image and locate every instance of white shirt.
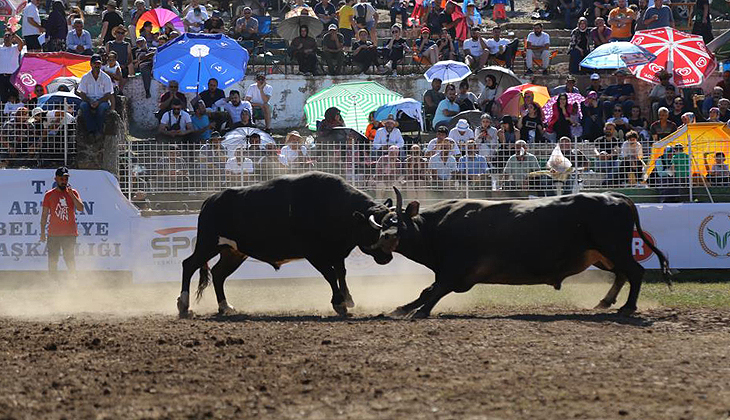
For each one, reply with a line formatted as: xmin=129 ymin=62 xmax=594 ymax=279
xmin=526 ymin=32 xmax=550 ymax=47
xmin=372 ymin=127 xmax=404 ymax=150
xmin=214 ymin=98 xmax=253 ymax=124
xmin=101 ymin=63 xmax=121 ymax=87
xmin=448 ymin=127 xmax=475 ymax=145
xmin=428 ymin=153 xmax=458 ymax=180
xmin=3 ymin=102 xmax=22 ymax=115
xmin=474 ymin=125 xmax=499 ymax=158
xmin=0 ymin=44 xmax=21 ymax=74
xmin=161 ymin=109 xmax=193 ymax=127
xmin=226 ymin=156 xmax=254 ymax=174
xmin=462 ymin=38 xmax=485 ymax=57
xmin=245 ymin=83 xmax=273 ymax=105
xmin=78 ymin=70 xmax=114 ymax=102
xmin=485 ymin=38 xmax=510 ymax=55
xmin=279 ymin=145 xmax=308 ymax=166
xmin=425 ymin=137 xmax=460 ymax=156
xmin=184 ymin=9 xmax=208 ymax=32
xmin=22 ymin=2 xmax=41 ymax=36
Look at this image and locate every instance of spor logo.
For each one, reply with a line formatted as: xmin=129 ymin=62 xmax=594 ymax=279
xmin=698 ymin=212 xmax=730 ymax=258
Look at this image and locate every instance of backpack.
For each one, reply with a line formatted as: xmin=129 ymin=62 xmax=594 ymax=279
xmin=355 ymin=3 xmax=368 ymax=25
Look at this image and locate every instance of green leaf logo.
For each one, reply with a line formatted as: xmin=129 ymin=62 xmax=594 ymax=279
xmin=707 ymin=228 xmax=730 ymax=250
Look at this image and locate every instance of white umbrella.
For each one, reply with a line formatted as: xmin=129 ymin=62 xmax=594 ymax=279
xmin=424 ymin=60 xmax=472 ymax=84
xmin=222 ymin=127 xmax=276 ymax=158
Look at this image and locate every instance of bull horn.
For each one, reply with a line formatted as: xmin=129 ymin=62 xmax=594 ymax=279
xmin=368 ymin=214 xmax=382 ymax=230
xmin=393 ymin=186 xmax=403 ymax=215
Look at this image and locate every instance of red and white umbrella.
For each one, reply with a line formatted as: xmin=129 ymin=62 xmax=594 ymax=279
xmin=629 ymin=28 xmax=715 ymax=87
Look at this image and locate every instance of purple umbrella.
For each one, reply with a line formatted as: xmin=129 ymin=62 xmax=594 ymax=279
xmin=542 ymin=93 xmax=585 ymax=124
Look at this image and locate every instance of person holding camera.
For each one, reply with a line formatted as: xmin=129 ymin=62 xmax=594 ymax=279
xmin=40 ymin=167 xmax=83 ymax=281
xmin=158 ymin=98 xmax=193 ymax=140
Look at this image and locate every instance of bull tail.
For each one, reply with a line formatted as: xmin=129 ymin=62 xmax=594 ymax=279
xmin=622 ymin=194 xmax=672 ymax=289
xmin=196 ymin=262 xmax=211 ymax=302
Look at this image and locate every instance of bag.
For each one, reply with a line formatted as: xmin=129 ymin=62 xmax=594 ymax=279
xmin=355 ymin=3 xmax=368 ymax=25
xmin=170 ymin=114 xmax=182 ymax=131
xmin=548 ymin=144 xmax=572 ymax=173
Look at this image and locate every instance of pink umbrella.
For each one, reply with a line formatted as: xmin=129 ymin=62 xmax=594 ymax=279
xmin=135 ymin=8 xmax=185 ymax=37
xmin=0 ymin=0 xmax=27 ymax=16
xmin=542 ymin=93 xmax=585 ymax=124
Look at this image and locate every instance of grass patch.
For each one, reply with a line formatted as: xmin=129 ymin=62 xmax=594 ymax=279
xmin=641 ymin=282 xmax=730 ymax=309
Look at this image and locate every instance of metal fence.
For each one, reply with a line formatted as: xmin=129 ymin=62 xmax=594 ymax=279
xmin=118 ymin=134 xmax=730 ymax=204
xmin=0 ymin=102 xmax=77 ymax=168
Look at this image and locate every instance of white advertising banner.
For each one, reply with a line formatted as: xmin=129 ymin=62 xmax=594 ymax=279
xmin=0 ymin=169 xmax=139 ymax=271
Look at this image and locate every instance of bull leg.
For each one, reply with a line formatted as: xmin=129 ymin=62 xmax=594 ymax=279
xmin=595 ymin=274 xmax=627 ymax=309
xmin=618 ymin=261 xmax=645 ymax=316
xmin=212 ymin=248 xmax=246 ymax=315
xmin=391 ymin=282 xmax=440 ymax=318
xmin=412 ymin=283 xmax=452 ymax=319
xmin=179 ymin=247 xmax=219 ymax=317
xmin=309 ymin=259 xmax=348 ymax=317
xmin=334 ymin=260 xmax=354 ymax=308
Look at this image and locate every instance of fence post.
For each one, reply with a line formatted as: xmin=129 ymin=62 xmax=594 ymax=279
xmin=63 ymin=100 xmax=68 ymax=166
xmin=127 ymin=136 xmax=132 ymax=201
xmin=688 ymin=132 xmax=693 ymax=203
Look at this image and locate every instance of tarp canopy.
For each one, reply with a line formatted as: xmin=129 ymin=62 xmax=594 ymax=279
xmin=646 ymin=122 xmax=730 ymax=177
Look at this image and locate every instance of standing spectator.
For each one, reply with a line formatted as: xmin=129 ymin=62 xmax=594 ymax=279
xmin=717 ymin=71 xmax=730 ymax=101
xmin=289 ymin=26 xmax=319 ymax=75
xmin=502 ymin=140 xmax=540 ymax=189
xmin=353 ymin=0 xmax=378 ymax=43
xmin=423 ymin=78 xmax=445 ymax=129
xmin=389 ymin=0 xmax=409 ymax=27
xmin=432 ymin=83 xmax=459 ymax=129
xmin=351 ymin=28 xmax=378 ymax=74
xmin=552 ymin=75 xmax=580 ymax=96
xmin=76 ymin=55 xmax=114 ymax=136
xmin=567 ymin=18 xmax=590 ymax=75
xmin=593 ymin=0 xmax=613 ymax=23
xmin=139 ymin=21 xmax=156 ymax=45
xmin=474 ymin=113 xmax=499 ymax=160
xmin=643 ymin=0 xmax=674 ymax=29
xmin=186 ymin=5 xmax=209 ymax=33
xmin=99 ymin=1 xmax=124 ymax=44
xmin=701 ymin=87 xmax=724 ymax=117
xmin=45 ymin=1 xmax=68 ymax=52
xmin=315 ymin=0 xmax=338 ymax=30
xmin=22 ymin=0 xmax=45 ymax=51
xmin=191 ymin=100 xmax=212 ymax=141
xmin=373 ymin=115 xmax=404 ymax=153
xmin=424 ymin=2 xmax=441 ymax=36
xmin=158 ymin=98 xmax=193 ymax=140
xmin=40 ymin=167 xmax=83 ymax=281
xmin=204 ymin=10 xmax=226 ymax=34
xmin=463 ymin=26 xmax=489 ymax=70
xmin=106 ymin=26 xmax=134 ymax=80
xmin=558 ymin=0 xmax=582 ymax=29
xmin=456 ymin=79 xmax=478 ymax=111
xmin=590 ymin=17 xmax=611 ymax=48
xmin=337 ymin=0 xmax=356 ymax=48
xmin=429 ymin=137 xmax=458 ymax=182
xmin=525 ymin=23 xmax=551 ymax=75
xmin=449 ymin=119 xmax=475 ymax=151
xmin=518 ymin=102 xmax=545 ymax=143
xmin=608 ymin=0 xmax=636 ymax=41
xmin=374 ymin=145 xmax=402 ymax=185
xmin=244 ymin=73 xmax=273 ymax=132
xmin=67 ymin=19 xmax=94 ymax=55
xmin=458 ymin=139 xmax=490 ymax=182
xmin=649 ymin=107 xmax=677 ymax=142
xmin=101 ymin=51 xmax=123 ymax=110
xmin=619 ymin=130 xmax=644 ymax=185
xmin=3 ymin=91 xmax=23 ymax=115
xmin=129 ymin=0 xmax=148 ymax=37
xmin=383 ymin=24 xmax=409 ymax=75
xmin=322 ymin=24 xmax=346 ymax=75
xmin=593 ymin=121 xmax=621 ymax=181
xmin=0 ymin=31 xmax=23 ymax=103
xmin=485 ymin=26 xmax=517 ymax=69
xmin=157 ymin=80 xmax=187 ymax=118
xmin=214 ymin=90 xmax=253 ymax=129
xmin=670 ymin=143 xmax=690 ymax=182
xmin=133 ymin=37 xmax=155 ymax=98
xmin=439 ymin=1 xmax=458 ymax=41
xmin=600 ymin=69 xmax=635 ymax=117
xmin=194 ymin=77 xmax=225 ymax=110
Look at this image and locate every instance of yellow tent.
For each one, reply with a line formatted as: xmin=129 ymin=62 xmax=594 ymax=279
xmin=645 ymin=122 xmax=730 ymax=178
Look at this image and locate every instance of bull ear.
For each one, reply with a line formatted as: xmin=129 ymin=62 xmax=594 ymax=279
xmin=405 ymin=201 xmax=420 ymax=218
xmin=383 ymin=198 xmax=393 ymax=208
xmin=352 ymin=211 xmax=366 ymax=223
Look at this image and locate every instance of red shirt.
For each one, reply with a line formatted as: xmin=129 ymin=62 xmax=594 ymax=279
xmin=42 ymin=188 xmax=80 ymax=236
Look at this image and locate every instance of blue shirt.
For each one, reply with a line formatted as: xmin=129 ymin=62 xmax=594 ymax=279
xmin=603 ymin=82 xmax=634 ymax=100
xmin=66 ymin=29 xmax=92 ymax=51
xmin=643 ymin=5 xmax=673 ymax=29
xmin=432 ymin=98 xmax=459 ymax=127
xmin=191 ymin=113 xmax=211 ymax=140
xmin=458 ymin=154 xmax=489 ymax=175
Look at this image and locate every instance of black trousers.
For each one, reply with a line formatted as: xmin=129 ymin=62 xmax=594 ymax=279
xmin=47 ymin=235 xmax=77 ymax=275
xmin=24 ymin=35 xmax=41 ymax=51
xmin=0 ymin=73 xmax=18 ymax=103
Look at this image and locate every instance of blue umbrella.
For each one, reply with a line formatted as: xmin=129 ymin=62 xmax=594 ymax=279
xmin=374 ymin=98 xmax=424 ymax=130
xmin=153 ymin=33 xmax=250 ymax=93
xmin=580 ymin=41 xmax=656 ymax=69
xmin=37 ymin=91 xmax=82 ymax=113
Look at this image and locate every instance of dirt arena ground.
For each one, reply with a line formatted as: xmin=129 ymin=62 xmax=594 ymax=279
xmin=1 ymin=276 xmax=730 ymax=420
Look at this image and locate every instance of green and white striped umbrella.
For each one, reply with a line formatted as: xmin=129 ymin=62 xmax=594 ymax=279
xmin=304 ymin=81 xmax=402 ymax=134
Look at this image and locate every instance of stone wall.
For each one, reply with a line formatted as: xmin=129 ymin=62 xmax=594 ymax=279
xmin=75 ymin=110 xmax=125 ymax=176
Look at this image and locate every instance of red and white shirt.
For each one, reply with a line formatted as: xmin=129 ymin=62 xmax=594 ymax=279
xmin=42 ymin=188 xmax=80 ymax=236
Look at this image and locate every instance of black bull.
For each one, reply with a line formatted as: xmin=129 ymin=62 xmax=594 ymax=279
xmin=177 ymin=172 xmax=397 ymax=317
xmin=373 ymin=188 xmax=671 ymax=318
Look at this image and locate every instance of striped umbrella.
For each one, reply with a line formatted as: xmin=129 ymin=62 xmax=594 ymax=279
xmin=304 ymin=81 xmax=402 ymax=134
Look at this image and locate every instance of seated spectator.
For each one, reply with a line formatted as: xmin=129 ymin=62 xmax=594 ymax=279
xmin=214 ymin=90 xmax=253 ymax=130
xmin=289 ymin=25 xmax=319 ymax=75
xmin=619 ymin=130 xmax=644 ymax=185
xmin=650 ymin=107 xmax=677 ymax=142
xmin=239 ymin=108 xmax=256 ymax=128
xmin=708 ymin=107 xmax=721 ymax=122
xmin=552 ymin=75 xmax=580 ymax=96
xmin=593 ymin=122 xmax=621 ymax=182
xmin=101 ymin=51 xmax=122 ymax=110
xmin=322 ymin=24 xmax=346 ymax=76
xmin=244 ymin=73 xmax=273 ymax=132
xmin=106 ymin=26 xmax=134 ymax=80
xmin=502 ymin=140 xmax=540 ymax=189
xmin=600 ymin=69 xmax=635 ymax=117
xmin=66 ymin=18 xmax=93 ymax=55
xmin=414 ymin=27 xmax=438 ymax=66
xmin=458 ymin=140 xmax=489 ymax=182
xmin=76 ymin=55 xmax=114 ymax=136
xmin=434 ymin=32 xmax=456 ymax=62
xmin=257 ymin=142 xmax=287 ymax=181
xmin=705 ymin=152 xmax=730 ymax=186
xmin=556 ymin=135 xmax=590 ymax=170
xmin=383 ymin=24 xmax=410 ymax=75
xmin=388 ymin=0 xmax=408 ymax=27
xmin=474 ymin=113 xmax=499 ymax=161
xmin=24 ymin=84 xmax=45 ymax=109
xmin=429 ymin=137 xmax=458 ymax=183
xmin=195 ymin=78 xmax=226 ymax=110
xmin=0 ymin=107 xmax=39 ymax=166
xmin=590 ymin=17 xmax=611 ymax=48
xmin=449 ymin=119 xmax=475 ymax=151
xmin=702 ymin=86 xmax=724 ymax=118
xmin=158 ymin=99 xmax=193 ymax=140
xmin=654 ymin=84 xmax=676 ymax=119
xmin=365 ymin=111 xmax=381 ymax=141
xmin=717 ymin=98 xmax=730 ymax=123
xmin=526 ymin=23 xmax=551 ymax=75
xmin=518 ymin=102 xmax=545 ymax=143
xmin=497 ymin=116 xmax=520 ymax=168
xmin=607 ymin=104 xmax=630 ymax=139
xmin=649 ymin=72 xmax=673 ymax=119
xmin=235 ymin=0 xmax=266 ymax=17
xmin=628 ymin=105 xmax=649 ymax=141
xmin=184 ymin=5 xmax=208 ymax=33
xmin=681 ymin=112 xmax=697 ymax=126
xmin=353 ymin=0 xmax=378 ymax=43
xmin=477 ymin=75 xmax=498 ymax=115
xmin=456 ymin=79 xmax=478 ymax=111
xmin=423 ymin=78 xmax=445 ymax=129
xmin=191 ymin=101 xmax=212 ymax=141
xmin=559 ymin=0 xmax=582 ymax=29
xmin=405 ymin=144 xmax=429 ymax=185
xmin=3 ymin=91 xmax=23 ymax=116
xmin=280 ymin=130 xmax=310 ymax=168
xmin=485 ymin=26 xmax=517 ymax=69
xmin=226 ymin=146 xmax=254 ymax=184
xmin=158 ymin=80 xmax=188 ymax=119
xmin=547 ymin=92 xmax=574 ymax=141
xmin=373 ymin=115 xmax=404 ymax=155
xmin=593 ymin=0 xmax=612 ymax=23
xmin=204 ymin=10 xmax=226 ymax=34
xmin=463 ymin=26 xmax=488 ymax=70
xmin=40 ymin=106 xmax=75 ymax=139
xmin=234 ymin=7 xmax=258 ymax=41
xmin=337 ymin=0 xmax=356 ymax=48
xmin=648 ymin=145 xmax=674 ymax=186
xmin=669 ymin=97 xmax=686 ymax=127
xmin=432 ymin=83 xmax=459 ymax=129
xmin=139 ymin=21 xmax=156 ymax=46
xmin=198 ymin=131 xmax=227 ymax=188
xmin=568 ymin=18 xmax=590 ymax=75
xmin=584 ymin=73 xmax=604 ymax=97
xmin=320 ymin=106 xmax=344 ymax=131
xmin=608 ymin=0 xmax=636 ymax=41
xmin=425 ymin=125 xmax=460 ymax=157
xmin=374 ymin=145 xmax=402 ymax=185
xmin=581 ymin=91 xmax=604 ymax=140
xmin=158 ymin=144 xmax=190 ymax=190
xmin=315 ymin=0 xmax=338 ymax=30
xmin=351 ymin=28 xmax=378 ymax=74
xmin=133 ymin=37 xmax=155 ymax=98
xmin=642 ymin=0 xmax=674 ymax=30
xmin=717 ymin=71 xmax=730 ymax=101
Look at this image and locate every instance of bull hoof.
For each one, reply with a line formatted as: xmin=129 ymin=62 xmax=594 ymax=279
xmin=411 ymin=310 xmax=430 ymax=319
xmin=617 ymin=306 xmax=637 ymax=317
xmin=344 ymin=294 xmax=355 ymax=308
xmin=218 ymin=301 xmax=237 ymax=316
xmin=177 ymin=292 xmax=190 ymax=318
xmin=594 ymin=299 xmax=612 ymax=310
xmin=332 ymin=302 xmax=349 ymax=317
xmin=389 ymin=307 xmax=411 ymax=318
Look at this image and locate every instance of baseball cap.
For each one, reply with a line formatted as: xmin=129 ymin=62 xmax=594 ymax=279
xmin=210 ymin=131 xmax=222 ymax=139
xmin=55 ymin=167 xmax=69 ymax=177
xmin=590 ymin=73 xmax=600 ymax=80
xmin=436 ymin=126 xmax=448 ymax=133
xmin=136 ymin=36 xmax=145 ymax=43
xmin=328 ymin=23 xmax=337 ymax=31
xmin=90 ymin=54 xmax=103 ymax=64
